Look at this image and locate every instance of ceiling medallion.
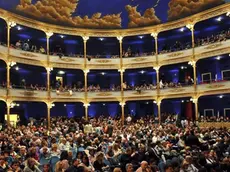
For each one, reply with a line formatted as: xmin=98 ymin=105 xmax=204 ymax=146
xmin=20 ymin=52 xmax=37 ymax=58
xmin=132 ymin=57 xmax=146 ymax=62
xmin=96 ymin=92 xmax=112 ymax=96
xmin=60 ymin=57 xmax=75 ymax=62
xmin=168 ymin=52 xmax=183 ymax=58
xmin=205 ymin=43 xmax=222 ymax=50
xmin=96 ymin=59 xmax=111 ymax=63
xmin=207 ymin=84 xmax=224 ymax=89
xmin=20 ymin=90 xmax=37 ymax=96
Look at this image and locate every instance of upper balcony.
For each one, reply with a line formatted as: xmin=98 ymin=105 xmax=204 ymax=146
xmin=0 ymin=5 xmax=229 ymax=70
xmin=0 ymin=38 xmax=229 ymax=70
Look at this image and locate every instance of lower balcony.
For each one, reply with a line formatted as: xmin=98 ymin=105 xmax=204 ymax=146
xmin=0 ymin=80 xmax=230 ymax=102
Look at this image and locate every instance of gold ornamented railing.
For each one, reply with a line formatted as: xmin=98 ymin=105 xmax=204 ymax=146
xmin=199 ymin=122 xmax=230 ymax=128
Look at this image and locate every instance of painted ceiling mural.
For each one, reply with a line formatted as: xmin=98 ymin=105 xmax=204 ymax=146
xmin=0 ymin=0 xmax=228 ymax=29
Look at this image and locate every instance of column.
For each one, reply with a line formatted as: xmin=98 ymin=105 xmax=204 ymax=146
xmin=189 ymin=61 xmax=197 ymax=90
xmin=157 ymin=100 xmax=161 ymax=124
xmin=7 ymin=21 xmax=16 ymax=56
xmin=151 ymin=33 xmax=159 ymax=63
xmin=84 ymin=103 xmax=90 ymax=121
xmin=46 ymin=32 xmax=53 ymax=64
xmin=120 ymin=102 xmax=125 ymax=125
xmin=6 ymin=21 xmax=16 ymax=94
xmin=6 ymin=101 xmax=11 ymax=126
xmin=6 ymin=63 xmax=11 ymax=93
xmin=47 ymin=104 xmax=51 ymax=130
xmin=154 ymin=67 xmax=160 ymax=94
xmin=117 ymin=36 xmax=123 ymax=66
xmin=84 ymin=70 xmax=89 ymax=102
xmin=46 ymin=68 xmax=52 ymax=97
xmin=187 ymin=24 xmax=197 ymax=90
xmin=119 ymin=70 xmax=125 ymax=96
xmin=192 ymin=98 xmax=199 ymax=121
xmin=83 ymin=36 xmax=89 ymax=69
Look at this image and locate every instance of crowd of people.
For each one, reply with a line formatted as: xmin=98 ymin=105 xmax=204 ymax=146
xmin=0 ymin=115 xmax=230 ymax=172
xmin=0 ymin=27 xmax=228 ymax=59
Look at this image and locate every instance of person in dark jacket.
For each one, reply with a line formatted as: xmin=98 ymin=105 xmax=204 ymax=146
xmin=65 ymin=158 xmax=84 ymax=172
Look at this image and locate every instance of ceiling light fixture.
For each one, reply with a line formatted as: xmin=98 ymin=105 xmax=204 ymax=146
xmin=101 ymin=72 xmax=105 ymax=75
xmin=219 ymin=95 xmax=223 ymax=99
xmin=139 ymin=36 xmax=144 ymax=39
xmin=216 ymin=17 xmax=222 ymax=22
xmin=99 ymin=38 xmax=104 ymax=41
xmin=60 ymin=35 xmax=64 ymax=38
xmin=15 ymin=66 xmax=19 ymax=71
xmin=58 ymin=71 xmax=65 ymax=75
xmin=17 ymin=26 xmax=22 ymax=31
xmin=180 ymin=27 xmax=185 ymax=32
xmin=140 ymin=70 xmax=145 ymax=74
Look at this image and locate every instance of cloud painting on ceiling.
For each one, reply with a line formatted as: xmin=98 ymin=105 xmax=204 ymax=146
xmin=0 ymin=0 xmax=227 ymax=29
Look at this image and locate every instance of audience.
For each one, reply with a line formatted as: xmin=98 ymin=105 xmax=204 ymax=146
xmin=0 ymin=115 xmax=230 ymax=172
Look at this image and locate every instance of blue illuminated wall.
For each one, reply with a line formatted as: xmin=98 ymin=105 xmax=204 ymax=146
xmin=124 ymin=71 xmax=156 ymax=86
xmin=11 ymin=68 xmax=46 ymax=86
xmin=197 ymin=57 xmax=230 ymax=83
xmin=161 ymin=100 xmax=181 ymax=115
xmin=88 ymin=103 xmax=120 ymax=118
xmin=88 ymin=73 xmax=120 ymax=88
xmin=198 ymin=95 xmax=230 ymax=117
xmin=51 ymin=103 xmax=84 ymax=118
xmin=124 ymin=101 xmax=156 ymax=118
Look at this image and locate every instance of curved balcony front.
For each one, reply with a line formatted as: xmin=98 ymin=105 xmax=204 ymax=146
xmin=0 ymin=39 xmax=229 ymax=69
xmin=1 ymin=81 xmax=230 ymax=103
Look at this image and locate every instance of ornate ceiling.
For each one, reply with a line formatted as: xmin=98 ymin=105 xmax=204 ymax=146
xmin=0 ymin=0 xmax=228 ymax=29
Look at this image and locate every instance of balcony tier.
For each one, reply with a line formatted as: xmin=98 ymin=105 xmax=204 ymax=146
xmin=1 ymin=81 xmax=230 ymax=103
xmin=0 ymin=39 xmax=230 ymax=69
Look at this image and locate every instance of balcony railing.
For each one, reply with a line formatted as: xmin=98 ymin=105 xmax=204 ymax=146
xmin=0 ymin=81 xmax=229 ymax=102
xmin=0 ymin=39 xmax=229 ymax=69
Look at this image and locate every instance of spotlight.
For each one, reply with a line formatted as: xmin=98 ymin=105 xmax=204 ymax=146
xmin=181 ymin=66 xmax=184 ymax=69
xmin=17 ymin=26 xmax=22 ymax=31
xmin=146 ymin=102 xmax=149 ymax=104
xmin=60 ymin=35 xmax=64 ymax=38
xmin=139 ymin=36 xmax=144 ymax=39
xmin=153 ymin=101 xmax=157 ymax=104
xmin=15 ymin=66 xmax=19 ymax=71
xmin=101 ymin=72 xmax=105 ymax=75
xmin=216 ymin=56 xmax=221 ymax=60
xmin=58 ymin=71 xmax=65 ymax=75
xmin=140 ymin=70 xmax=145 ymax=74
xmin=103 ymin=103 xmax=105 ymax=106
xmin=219 ymin=95 xmax=223 ymax=99
xmin=99 ymin=38 xmax=104 ymax=41
xmin=180 ymin=27 xmax=185 ymax=32
xmin=227 ymin=12 xmax=230 ymax=17
xmin=181 ymin=100 xmax=184 ymax=103
xmin=216 ymin=17 xmax=222 ymax=22
xmin=64 ymin=104 xmax=66 ymax=107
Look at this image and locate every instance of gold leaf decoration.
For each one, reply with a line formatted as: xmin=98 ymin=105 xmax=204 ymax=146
xmin=168 ymin=52 xmax=183 ymax=58
xmin=60 ymin=57 xmax=75 ymax=62
xmin=96 ymin=59 xmax=111 ymax=63
xmin=20 ymin=52 xmax=37 ymax=58
xmin=205 ymin=43 xmax=222 ymax=50
xmin=207 ymin=84 xmax=224 ymax=89
xmin=132 ymin=91 xmax=148 ymax=95
xmin=96 ymin=92 xmax=112 ymax=96
xmin=132 ymin=57 xmax=146 ymax=62
xmin=169 ymin=88 xmax=185 ymax=92
xmin=20 ymin=90 xmax=37 ymax=96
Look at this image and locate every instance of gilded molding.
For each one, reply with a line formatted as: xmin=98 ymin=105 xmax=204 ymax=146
xmin=204 ymin=43 xmax=223 ymax=50
xmin=20 ymin=90 xmax=37 ymax=96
